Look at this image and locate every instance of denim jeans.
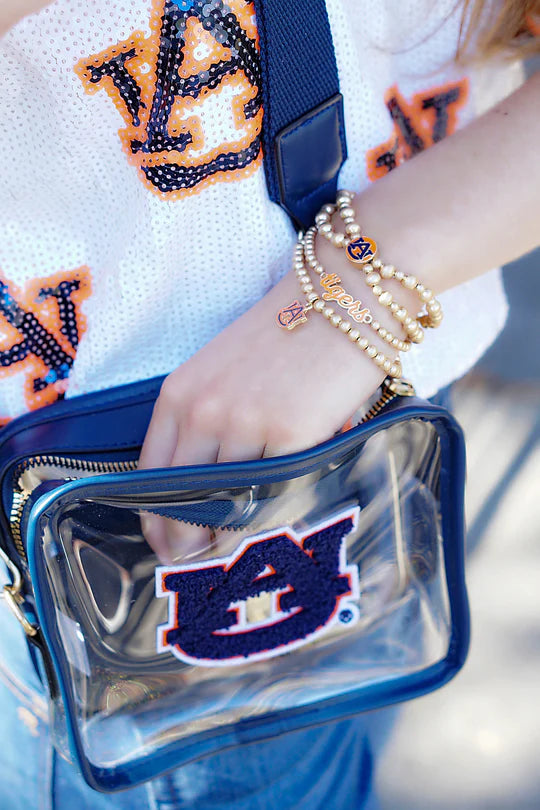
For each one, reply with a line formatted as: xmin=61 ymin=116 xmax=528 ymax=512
xmin=0 ymin=557 xmax=390 ymax=810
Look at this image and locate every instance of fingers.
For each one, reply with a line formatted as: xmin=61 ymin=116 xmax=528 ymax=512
xmin=143 ymin=400 xmax=267 ymax=563
xmin=139 ymin=407 xmax=179 ymax=470
xmin=217 ymin=438 xmax=265 ymax=464
xmin=170 ymin=434 xmax=220 ymax=467
xmin=263 ymin=420 xmax=334 ymax=459
xmin=140 ymin=511 xmax=216 ymax=566
xmin=156 ymin=432 xmax=218 ymax=562
xmin=156 ymin=517 xmax=215 ymax=565
xmin=159 ymin=429 xmax=265 ymax=563
xmin=140 ymin=513 xmax=174 ymax=565
xmin=137 ymin=350 xmax=350 ymax=565
xmin=142 ymin=433 xmax=219 ymax=564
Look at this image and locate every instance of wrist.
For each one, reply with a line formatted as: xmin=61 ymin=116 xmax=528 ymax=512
xmin=273 ymin=192 xmax=444 ymax=387
xmin=273 ymin=266 xmax=388 ymax=391
xmin=314 ymin=229 xmax=421 ymax=345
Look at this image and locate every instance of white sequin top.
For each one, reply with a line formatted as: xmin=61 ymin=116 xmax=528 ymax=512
xmin=0 ymin=0 xmax=523 ymax=419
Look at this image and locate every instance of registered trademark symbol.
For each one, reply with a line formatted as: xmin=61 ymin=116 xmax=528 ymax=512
xmin=339 ymin=609 xmax=354 ymax=624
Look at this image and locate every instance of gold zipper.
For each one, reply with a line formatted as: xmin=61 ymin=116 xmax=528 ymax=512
xmin=359 ymin=377 xmax=415 ymax=424
xmin=7 ymin=377 xmax=416 ymax=567
xmin=9 ymin=456 xmax=138 ymax=564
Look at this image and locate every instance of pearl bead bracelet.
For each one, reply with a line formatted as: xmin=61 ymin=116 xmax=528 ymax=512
xmin=277 ymin=236 xmax=402 ymax=379
xmin=316 ymin=190 xmax=444 ymax=331
xmin=276 ymin=188 xmax=445 ymax=383
xmin=303 ymin=226 xmax=411 ymax=352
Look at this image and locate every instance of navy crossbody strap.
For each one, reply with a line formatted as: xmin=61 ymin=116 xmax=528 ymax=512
xmin=252 ymin=0 xmax=348 ymax=229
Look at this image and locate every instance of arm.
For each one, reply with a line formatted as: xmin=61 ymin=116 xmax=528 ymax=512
xmin=139 ymin=72 xmax=540 ymax=561
xmin=340 ymin=70 xmax=540 ymax=294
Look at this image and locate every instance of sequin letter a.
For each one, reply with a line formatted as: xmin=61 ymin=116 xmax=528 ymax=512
xmin=366 ymin=79 xmax=469 ymax=181
xmin=0 ymin=269 xmax=92 ymax=412
xmin=75 ymin=0 xmax=263 ymax=199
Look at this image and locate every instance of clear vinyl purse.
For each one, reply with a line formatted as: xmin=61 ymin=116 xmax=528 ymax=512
xmin=0 ymin=375 xmax=469 ymax=791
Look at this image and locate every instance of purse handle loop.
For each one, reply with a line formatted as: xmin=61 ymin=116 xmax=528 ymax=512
xmin=252 ymin=0 xmax=348 ymax=229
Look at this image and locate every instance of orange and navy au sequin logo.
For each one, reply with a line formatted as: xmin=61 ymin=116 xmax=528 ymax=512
xmin=366 ymin=79 xmax=469 ymax=181
xmin=0 ymin=268 xmax=91 ymax=415
xmin=75 ymin=0 xmax=262 ymax=199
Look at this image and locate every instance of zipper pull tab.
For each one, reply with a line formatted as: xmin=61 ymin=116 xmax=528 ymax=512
xmin=383 ymin=378 xmax=416 ymax=397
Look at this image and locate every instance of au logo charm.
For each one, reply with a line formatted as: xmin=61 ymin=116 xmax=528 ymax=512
xmin=276 ymin=300 xmax=311 ymax=330
xmin=346 ymin=237 xmax=378 ymax=265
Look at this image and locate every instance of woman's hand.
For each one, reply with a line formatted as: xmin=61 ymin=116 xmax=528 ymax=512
xmin=138 ymin=243 xmax=416 ymax=564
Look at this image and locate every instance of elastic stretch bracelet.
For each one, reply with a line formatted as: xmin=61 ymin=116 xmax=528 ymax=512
xmin=318 ymin=190 xmax=443 ymax=330
xmin=277 ymin=190 xmax=444 ymax=381
xmin=358 ymin=264 xmax=423 ymax=344
xmin=277 ymin=237 xmax=403 ymax=379
xmin=303 ymin=226 xmax=411 ymax=352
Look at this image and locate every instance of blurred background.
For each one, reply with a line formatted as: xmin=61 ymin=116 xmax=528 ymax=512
xmin=377 ymin=250 xmax=540 ymax=806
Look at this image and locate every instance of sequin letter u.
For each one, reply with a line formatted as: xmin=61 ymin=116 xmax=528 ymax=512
xmin=75 ymin=0 xmax=263 ymax=199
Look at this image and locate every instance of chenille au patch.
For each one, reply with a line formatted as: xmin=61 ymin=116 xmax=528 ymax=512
xmin=75 ymin=0 xmax=263 ymax=200
xmin=156 ymin=508 xmax=361 ymax=667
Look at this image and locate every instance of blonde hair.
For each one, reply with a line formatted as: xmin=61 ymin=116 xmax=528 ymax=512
xmin=457 ymin=1 xmax=540 ymax=61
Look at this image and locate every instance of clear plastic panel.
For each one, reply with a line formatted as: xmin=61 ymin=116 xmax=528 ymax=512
xmin=34 ymin=420 xmax=450 ymax=773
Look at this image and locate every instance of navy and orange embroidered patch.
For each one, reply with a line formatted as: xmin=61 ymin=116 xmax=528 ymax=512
xmin=156 ymin=508 xmax=360 ymax=666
